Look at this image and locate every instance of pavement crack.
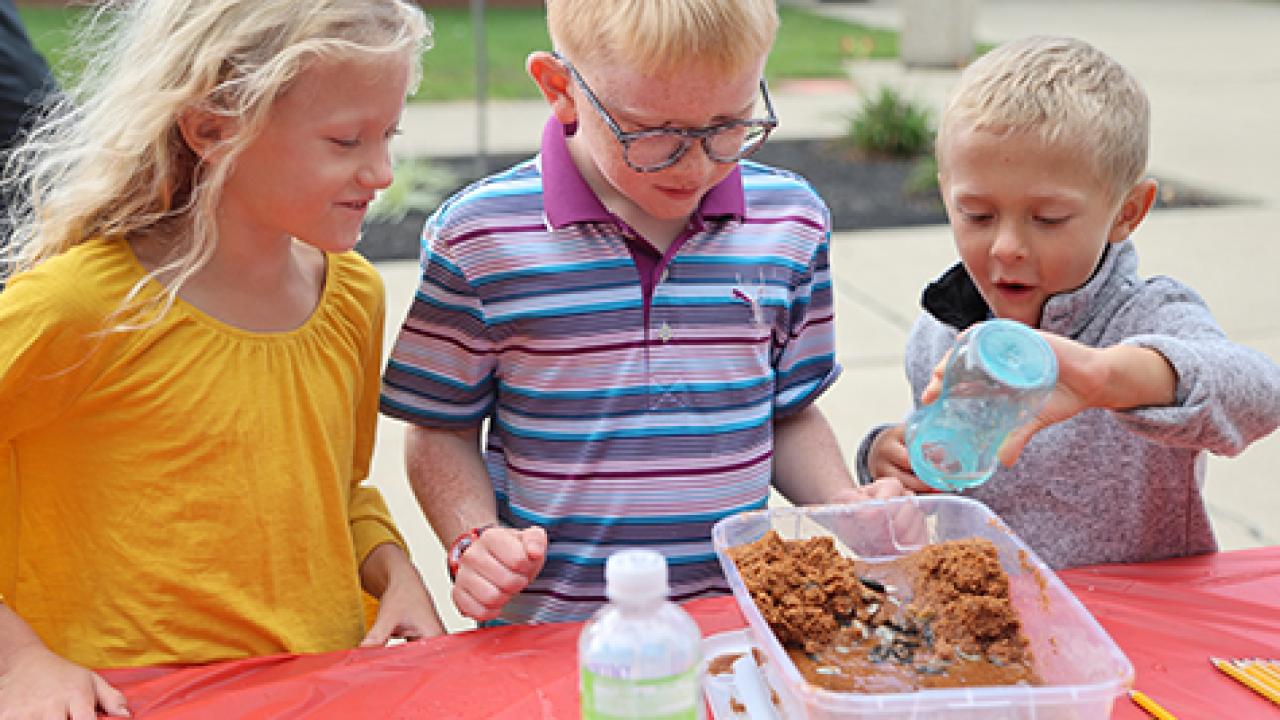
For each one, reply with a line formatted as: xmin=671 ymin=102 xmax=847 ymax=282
xmin=1206 ymin=501 xmax=1277 ymax=546
xmin=834 ymin=276 xmax=916 ymax=331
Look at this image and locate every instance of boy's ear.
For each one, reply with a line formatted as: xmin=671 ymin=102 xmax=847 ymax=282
xmin=177 ymin=106 xmax=231 ymax=161
xmin=527 ymin=51 xmax=577 ymax=126
xmin=1108 ymin=178 xmax=1158 ymax=243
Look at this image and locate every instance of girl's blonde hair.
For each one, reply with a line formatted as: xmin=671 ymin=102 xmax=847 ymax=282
xmin=546 ymin=0 xmax=778 ymax=76
xmin=2 ymin=0 xmax=429 ymax=313
xmin=937 ymin=35 xmax=1150 ymax=197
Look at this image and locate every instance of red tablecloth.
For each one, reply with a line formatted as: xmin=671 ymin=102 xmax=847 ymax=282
xmin=98 ymin=547 xmax=1280 ymax=719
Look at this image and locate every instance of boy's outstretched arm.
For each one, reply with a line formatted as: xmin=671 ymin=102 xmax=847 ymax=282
xmin=920 ymin=332 xmax=1178 ymax=466
xmin=0 ymin=605 xmax=130 ymax=718
xmin=404 ymin=425 xmax=546 ymax=623
xmin=993 ymin=338 xmax=1177 ymax=465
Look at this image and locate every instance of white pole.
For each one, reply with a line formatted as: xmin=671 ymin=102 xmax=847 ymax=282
xmin=472 ymin=0 xmax=488 ymax=177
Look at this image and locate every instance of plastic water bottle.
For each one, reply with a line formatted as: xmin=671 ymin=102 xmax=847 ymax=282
xmin=905 ymin=319 xmax=1057 ymax=491
xmin=579 ymin=549 xmax=703 ymax=720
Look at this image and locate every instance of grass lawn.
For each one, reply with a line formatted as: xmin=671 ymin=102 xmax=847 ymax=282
xmin=16 ymin=4 xmax=897 ymax=102
xmin=14 ymin=3 xmax=92 ymax=89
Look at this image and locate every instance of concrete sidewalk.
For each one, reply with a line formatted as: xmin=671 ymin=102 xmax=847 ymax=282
xmin=372 ymin=0 xmax=1280 ymax=632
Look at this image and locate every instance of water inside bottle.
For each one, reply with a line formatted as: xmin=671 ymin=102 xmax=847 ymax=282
xmin=907 ymin=395 xmax=1016 ymax=491
xmin=908 ymin=423 xmax=993 ymax=491
xmin=904 ymin=321 xmax=1057 ymax=492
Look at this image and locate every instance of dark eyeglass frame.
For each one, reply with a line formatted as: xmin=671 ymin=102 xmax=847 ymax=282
xmin=554 ymin=53 xmax=778 ymax=173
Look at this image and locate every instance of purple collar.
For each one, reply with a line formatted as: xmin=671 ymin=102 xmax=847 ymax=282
xmin=539 ymin=117 xmax=745 ymax=229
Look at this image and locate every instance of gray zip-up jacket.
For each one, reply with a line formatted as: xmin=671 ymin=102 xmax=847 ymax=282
xmin=857 ymin=240 xmax=1280 ymax=568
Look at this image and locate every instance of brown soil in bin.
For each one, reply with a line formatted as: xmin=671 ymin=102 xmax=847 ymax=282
xmin=728 ymin=531 xmax=1040 ymax=693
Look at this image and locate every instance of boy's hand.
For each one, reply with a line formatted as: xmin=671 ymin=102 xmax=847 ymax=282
xmin=865 ymin=424 xmax=936 ymax=494
xmin=0 ymin=644 xmax=130 ymax=719
xmin=827 ymin=476 xmax=913 ymax=504
xmin=918 ymin=346 xmax=954 ymax=407
xmin=823 ymin=481 xmax=928 ymax=550
xmin=921 ymin=332 xmax=1137 ymax=467
xmin=360 ymin=574 xmax=447 ymax=647
xmin=995 ymin=333 xmax=1112 ymax=465
xmin=451 ymin=526 xmax=547 ymax=623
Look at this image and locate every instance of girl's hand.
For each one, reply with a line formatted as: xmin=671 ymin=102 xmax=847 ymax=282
xmin=360 ymin=574 xmax=446 ymax=647
xmin=0 ymin=644 xmax=130 ymax=719
xmin=451 ymin=527 xmax=547 ymax=623
xmin=865 ymin=424 xmax=936 ymax=494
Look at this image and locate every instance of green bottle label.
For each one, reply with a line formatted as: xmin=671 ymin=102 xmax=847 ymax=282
xmin=581 ymin=665 xmax=700 ymax=720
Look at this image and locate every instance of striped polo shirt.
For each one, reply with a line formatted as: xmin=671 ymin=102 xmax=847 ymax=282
xmin=381 ymin=118 xmax=838 ymax=624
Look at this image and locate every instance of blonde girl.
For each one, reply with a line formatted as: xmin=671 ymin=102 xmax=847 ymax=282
xmin=0 ymin=1 xmax=442 ymax=717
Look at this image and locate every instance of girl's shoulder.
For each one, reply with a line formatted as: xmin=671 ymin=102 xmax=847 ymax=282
xmin=316 ymin=251 xmax=386 ymax=338
xmin=4 ymin=238 xmax=140 ymax=324
xmin=327 ymin=250 xmax=384 ymax=305
xmin=0 ymin=240 xmax=142 ymax=386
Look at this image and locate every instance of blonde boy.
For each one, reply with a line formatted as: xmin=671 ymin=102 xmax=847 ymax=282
xmin=859 ymin=36 xmax=1280 ymax=568
xmin=382 ymin=0 xmax=902 ymax=625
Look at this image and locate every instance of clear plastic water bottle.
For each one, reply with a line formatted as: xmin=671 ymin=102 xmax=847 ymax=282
xmin=905 ymin=319 xmax=1058 ymax=491
xmin=579 ymin=549 xmax=704 ymax=720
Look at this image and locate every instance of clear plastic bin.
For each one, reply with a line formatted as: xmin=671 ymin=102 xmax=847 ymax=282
xmin=711 ymin=496 xmax=1133 ymax=719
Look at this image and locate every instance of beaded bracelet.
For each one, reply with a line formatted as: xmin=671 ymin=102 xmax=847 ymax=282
xmin=447 ymin=524 xmax=496 ymax=580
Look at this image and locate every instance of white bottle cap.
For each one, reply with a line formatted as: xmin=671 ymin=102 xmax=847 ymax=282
xmin=605 ymin=549 xmax=670 ymax=602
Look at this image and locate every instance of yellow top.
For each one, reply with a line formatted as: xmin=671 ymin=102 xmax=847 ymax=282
xmin=0 ymin=238 xmax=406 ymax=669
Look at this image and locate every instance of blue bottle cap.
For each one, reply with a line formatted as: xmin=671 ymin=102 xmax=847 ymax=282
xmin=974 ymin=319 xmax=1057 ymax=390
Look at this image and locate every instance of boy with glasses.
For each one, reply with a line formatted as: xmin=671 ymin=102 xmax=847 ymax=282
xmin=382 ymin=0 xmax=903 ymax=625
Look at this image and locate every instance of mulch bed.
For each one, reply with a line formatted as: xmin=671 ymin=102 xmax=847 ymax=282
xmin=359 ymin=137 xmax=1239 ymax=262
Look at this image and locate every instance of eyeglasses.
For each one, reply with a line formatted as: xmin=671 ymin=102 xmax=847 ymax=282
xmin=556 ymin=54 xmax=778 ymax=173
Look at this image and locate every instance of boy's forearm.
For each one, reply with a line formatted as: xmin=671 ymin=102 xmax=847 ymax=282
xmin=771 ymin=404 xmax=857 ymax=504
xmin=1103 ymin=335 xmax=1280 ymax=455
xmin=404 ymin=423 xmax=499 ymax=548
xmin=1101 ymin=345 xmax=1177 ymax=410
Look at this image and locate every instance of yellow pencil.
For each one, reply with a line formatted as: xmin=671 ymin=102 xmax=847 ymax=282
xmin=1129 ymin=689 xmax=1178 ymax=720
xmin=1211 ymin=657 xmax=1280 ymax=707
xmin=1240 ymin=661 xmax=1280 ymax=696
xmin=1250 ymin=659 xmax=1280 ymax=685
xmin=1223 ymin=658 xmax=1280 ymax=703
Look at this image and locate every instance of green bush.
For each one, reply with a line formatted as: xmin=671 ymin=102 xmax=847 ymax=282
xmin=367 ymin=159 xmax=458 ymax=223
xmin=904 ymin=154 xmax=940 ymax=199
xmin=847 ymin=86 xmax=934 ymax=159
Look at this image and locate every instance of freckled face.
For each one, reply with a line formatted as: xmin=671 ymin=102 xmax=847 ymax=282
xmin=567 ymin=57 xmax=766 ymax=222
xmin=938 ymin=125 xmax=1126 ymax=327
